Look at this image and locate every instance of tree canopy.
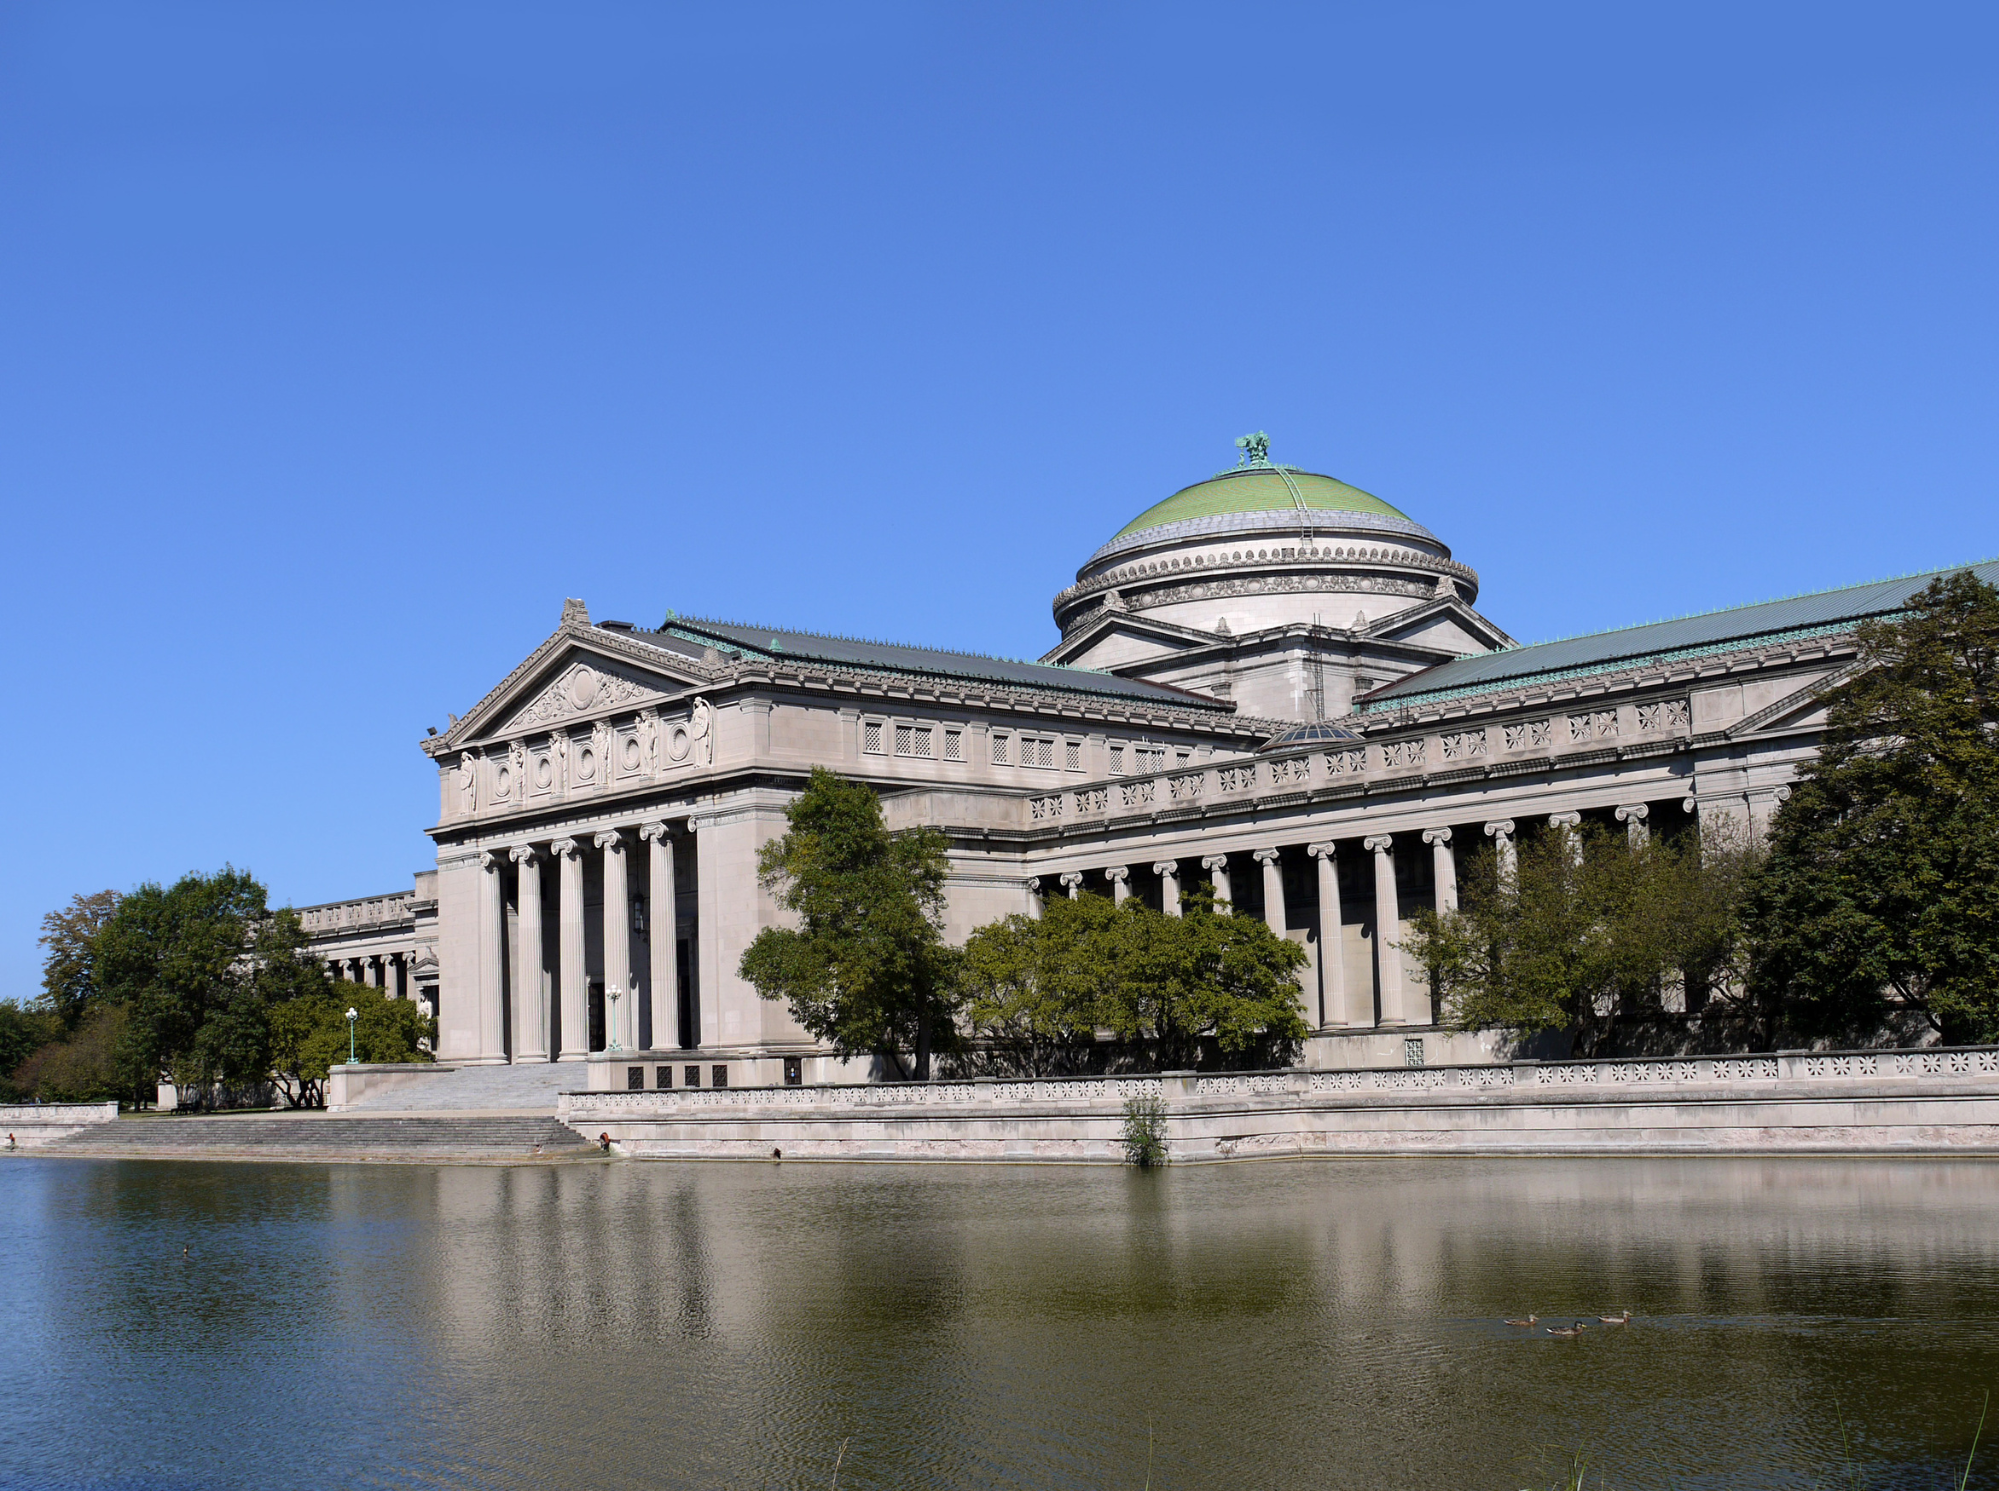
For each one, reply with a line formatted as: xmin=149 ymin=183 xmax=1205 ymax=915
xmin=739 ymin=767 xmax=960 ymax=1079
xmin=1742 ymin=569 xmax=1999 ymax=1044
xmin=1403 ymin=822 xmax=1755 ymax=1056
xmin=958 ymin=887 xmax=1309 ymax=1073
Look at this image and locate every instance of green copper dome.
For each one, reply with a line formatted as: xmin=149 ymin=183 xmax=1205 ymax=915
xmin=1112 ymin=466 xmax=1410 ymax=541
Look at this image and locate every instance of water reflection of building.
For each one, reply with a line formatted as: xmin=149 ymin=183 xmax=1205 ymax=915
xmin=301 ymin=439 xmax=1999 ymax=1081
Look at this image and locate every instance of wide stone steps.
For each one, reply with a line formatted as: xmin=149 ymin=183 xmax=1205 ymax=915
xmin=43 ymin=1114 xmax=599 ymax=1164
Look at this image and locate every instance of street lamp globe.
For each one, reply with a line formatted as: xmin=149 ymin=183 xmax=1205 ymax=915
xmin=345 ymin=1006 xmax=360 ymax=1066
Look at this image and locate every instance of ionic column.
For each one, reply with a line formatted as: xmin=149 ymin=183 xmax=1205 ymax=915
xmin=1254 ymin=848 xmax=1286 ymax=935
xmin=640 ymin=821 xmax=677 ymax=1052
xmin=477 ymin=850 xmax=507 ymax=1060
xmin=1423 ymin=827 xmax=1457 ymax=913
xmin=1059 ymin=872 xmax=1083 ymax=899
xmin=1201 ymin=854 xmax=1231 ymax=911
xmin=384 ymin=953 xmax=403 ymax=1001
xmin=1105 ymin=866 xmax=1130 ymax=904
xmin=553 ymin=838 xmax=587 ymax=1060
xmin=1364 ymin=835 xmax=1406 ymax=1026
xmin=341 ymin=958 xmax=357 ymax=983
xmin=1484 ymin=820 xmax=1517 ymax=887
xmin=596 ymin=828 xmax=631 ymax=1051
xmin=1025 ymin=877 xmax=1043 ymax=920
xmin=362 ymin=956 xmax=380 ymax=988
xmin=1307 ymin=843 xmax=1348 ymax=1027
xmin=1615 ymin=803 xmax=1650 ymax=847
xmin=1549 ymin=810 xmax=1583 ymax=865
xmin=1153 ymin=861 xmax=1180 ymax=917
xmin=509 ymin=845 xmax=547 ymax=1061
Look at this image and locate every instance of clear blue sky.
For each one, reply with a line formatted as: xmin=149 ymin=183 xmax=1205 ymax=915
xmin=5 ymin=3 xmax=1997 ymax=997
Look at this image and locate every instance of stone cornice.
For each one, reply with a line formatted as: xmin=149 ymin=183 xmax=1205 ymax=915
xmin=1054 ymin=541 xmax=1481 ymax=627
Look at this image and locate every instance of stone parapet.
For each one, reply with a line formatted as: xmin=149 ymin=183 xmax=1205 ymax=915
xmin=0 ymin=1102 xmax=120 ymax=1148
xmin=558 ymin=1045 xmax=1999 ymax=1162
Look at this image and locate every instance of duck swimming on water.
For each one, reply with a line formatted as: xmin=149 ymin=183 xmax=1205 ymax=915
xmin=1503 ymin=1314 xmax=1538 ymax=1327
xmin=1597 ymin=1310 xmax=1632 ymax=1325
xmin=1545 ymin=1322 xmax=1589 ymax=1337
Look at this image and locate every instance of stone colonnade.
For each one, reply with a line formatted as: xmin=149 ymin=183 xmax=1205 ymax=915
xmin=474 ymin=815 xmax=707 ymax=1063
xmin=1036 ymin=805 xmax=1658 ymax=1029
xmin=327 ymin=951 xmax=412 ymax=1000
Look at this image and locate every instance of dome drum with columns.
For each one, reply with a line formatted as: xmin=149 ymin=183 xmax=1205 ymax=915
xmin=294 ymin=432 xmax=1949 ymax=1084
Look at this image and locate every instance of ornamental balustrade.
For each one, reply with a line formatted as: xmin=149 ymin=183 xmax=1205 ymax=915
xmin=298 ymin=896 xmax=416 ymax=934
xmin=1040 ymin=702 xmax=1693 ymax=829
xmin=563 ymin=1046 xmax=1999 ymax=1116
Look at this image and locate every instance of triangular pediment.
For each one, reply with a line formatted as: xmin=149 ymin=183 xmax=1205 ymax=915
xmin=443 ymin=623 xmax=721 ymax=753
xmin=1041 ymin=610 xmax=1221 ymax=668
xmin=1367 ymin=598 xmax=1516 ymax=654
xmin=1726 ymin=662 xmax=1857 ymax=740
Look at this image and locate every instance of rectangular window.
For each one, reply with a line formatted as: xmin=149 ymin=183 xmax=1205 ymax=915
xmin=627 ymin=1065 xmax=643 ymax=1090
xmin=1035 ymin=737 xmax=1055 ymax=768
xmin=862 ymin=720 xmax=885 ymax=754
xmin=894 ymin=725 xmax=932 ymax=759
xmin=685 ymin=1065 xmax=701 ymax=1088
xmin=1109 ymin=744 xmax=1125 ymax=775
xmin=712 ymin=1064 xmax=729 ymax=1089
xmin=655 ymin=1065 xmax=673 ymax=1089
xmin=783 ymin=1055 xmax=802 ymax=1086
xmin=1064 ymin=739 xmax=1081 ymax=772
xmin=992 ymin=733 xmax=1010 ymax=765
xmin=944 ymin=729 xmax=963 ymax=762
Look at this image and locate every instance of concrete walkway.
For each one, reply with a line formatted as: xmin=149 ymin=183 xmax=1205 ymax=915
xmin=337 ymin=1061 xmax=579 ymax=1114
xmin=39 ymin=1111 xmax=602 ymax=1164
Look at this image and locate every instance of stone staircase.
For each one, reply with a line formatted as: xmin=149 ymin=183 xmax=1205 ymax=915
xmin=42 ymin=1113 xmax=600 ymax=1164
xmin=337 ymin=1062 xmax=579 ymax=1113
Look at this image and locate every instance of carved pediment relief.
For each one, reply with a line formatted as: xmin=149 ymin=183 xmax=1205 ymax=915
xmin=493 ymin=657 xmax=688 ymax=737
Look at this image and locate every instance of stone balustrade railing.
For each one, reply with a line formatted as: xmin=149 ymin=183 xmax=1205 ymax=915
xmin=1030 ymin=704 xmax=1693 ymax=829
xmin=564 ymin=1046 xmax=1999 ymax=1116
xmin=297 ymin=896 xmax=416 ymax=934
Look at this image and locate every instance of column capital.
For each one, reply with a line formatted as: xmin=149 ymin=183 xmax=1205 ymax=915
xmin=1483 ymin=820 xmax=1515 ymax=840
xmin=594 ymin=827 xmax=624 ymax=851
xmin=1363 ymin=834 xmax=1394 ymax=854
xmin=1548 ymin=811 xmax=1582 ymax=830
xmin=1306 ymin=841 xmax=1336 ymax=860
xmin=1421 ymin=826 xmax=1452 ymax=846
xmin=551 ymin=836 xmax=582 ymax=860
xmin=1150 ymin=860 xmax=1179 ymax=877
xmin=1058 ymin=871 xmax=1084 ymax=890
xmin=478 ymin=849 xmax=502 ymax=871
xmin=1614 ymin=804 xmax=1649 ymax=824
xmin=1025 ymin=876 xmax=1042 ymax=895
xmin=1252 ymin=848 xmax=1280 ymax=865
xmin=1200 ymin=854 xmax=1229 ymax=871
xmin=1103 ymin=866 xmax=1130 ymax=884
xmin=638 ymin=819 xmax=671 ymax=843
xmin=508 ymin=843 xmax=540 ymax=865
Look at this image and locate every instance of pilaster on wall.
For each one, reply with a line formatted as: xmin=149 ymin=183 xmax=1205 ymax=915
xmin=693 ymin=794 xmax=809 ymax=1052
xmin=433 ymin=855 xmax=485 ymax=1062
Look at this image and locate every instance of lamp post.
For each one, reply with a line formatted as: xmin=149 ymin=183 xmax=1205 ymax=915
xmin=606 ymin=985 xmax=623 ymax=1053
xmin=345 ymin=1006 xmax=359 ymax=1065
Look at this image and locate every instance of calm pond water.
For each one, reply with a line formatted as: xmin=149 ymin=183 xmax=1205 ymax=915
xmin=2 ymin=1156 xmax=1997 ymax=1491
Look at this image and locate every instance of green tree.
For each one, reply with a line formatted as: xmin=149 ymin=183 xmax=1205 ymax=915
xmin=13 ymin=1004 xmax=130 ymax=1102
xmin=0 ymin=1001 xmax=63 ymax=1101
xmin=739 ymin=767 xmax=959 ymax=1079
xmin=37 ymin=889 xmax=120 ymax=1031
xmin=1743 ymin=570 xmax=1999 ymax=1043
xmin=270 ymin=981 xmax=434 ymax=1108
xmin=1404 ymin=823 xmax=1756 ymax=1056
xmin=1102 ymin=887 xmax=1310 ymax=1070
xmin=959 ymin=889 xmax=1309 ymax=1072
xmin=958 ymin=894 xmax=1121 ymax=1075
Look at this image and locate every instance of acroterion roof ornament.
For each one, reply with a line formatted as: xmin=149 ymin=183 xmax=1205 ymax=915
xmin=1234 ymin=431 xmax=1272 ymax=468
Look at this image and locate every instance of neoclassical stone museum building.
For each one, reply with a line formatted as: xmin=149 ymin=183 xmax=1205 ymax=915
xmin=300 ymin=440 xmax=1998 ymax=1084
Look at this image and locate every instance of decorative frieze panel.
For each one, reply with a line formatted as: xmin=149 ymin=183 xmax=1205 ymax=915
xmin=1441 ymin=728 xmax=1488 ymax=761
xmin=1120 ymin=779 xmax=1155 ymax=809
xmin=1568 ymin=710 xmax=1617 ymax=742
xmin=1029 ymin=794 xmax=1063 ymax=821
xmin=1637 ymin=699 xmax=1690 ymax=732
xmin=1169 ymin=771 xmax=1204 ymax=801
xmin=1503 ymin=719 xmax=1553 ymax=751
xmin=1266 ymin=757 xmax=1307 ymax=786
xmin=1382 ymin=738 xmax=1425 ymax=769
xmin=1217 ymin=763 xmax=1257 ymax=792
xmin=1324 ymin=746 xmax=1367 ymax=775
xmin=1074 ymin=786 xmax=1108 ymax=814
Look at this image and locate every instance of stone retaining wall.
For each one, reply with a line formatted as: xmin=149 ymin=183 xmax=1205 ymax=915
xmin=560 ymin=1046 xmax=1999 ymax=1162
xmin=0 ymin=1103 xmax=121 ymax=1149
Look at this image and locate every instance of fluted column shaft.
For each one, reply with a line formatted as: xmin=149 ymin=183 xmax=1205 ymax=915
xmin=1485 ymin=820 xmax=1517 ymax=888
xmin=1423 ymin=827 xmax=1457 ymax=913
xmin=1254 ymin=849 xmax=1285 ymax=936
xmin=1153 ymin=861 xmax=1180 ymax=917
xmin=641 ymin=822 xmax=677 ymax=1051
xmin=1201 ymin=854 xmax=1231 ymax=911
xmin=477 ymin=851 xmax=507 ymax=1060
xmin=1308 ymin=843 xmax=1349 ymax=1028
xmin=1616 ymin=803 xmax=1650 ymax=847
xmin=554 ymin=839 xmax=587 ymax=1060
xmin=1025 ymin=878 xmax=1043 ymax=921
xmin=1106 ymin=866 xmax=1130 ymax=904
xmin=597 ymin=829 xmax=631 ymax=1050
xmin=510 ymin=845 xmax=547 ymax=1061
xmin=1059 ymin=872 xmax=1082 ymax=899
xmin=1365 ymin=835 xmax=1405 ymax=1026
